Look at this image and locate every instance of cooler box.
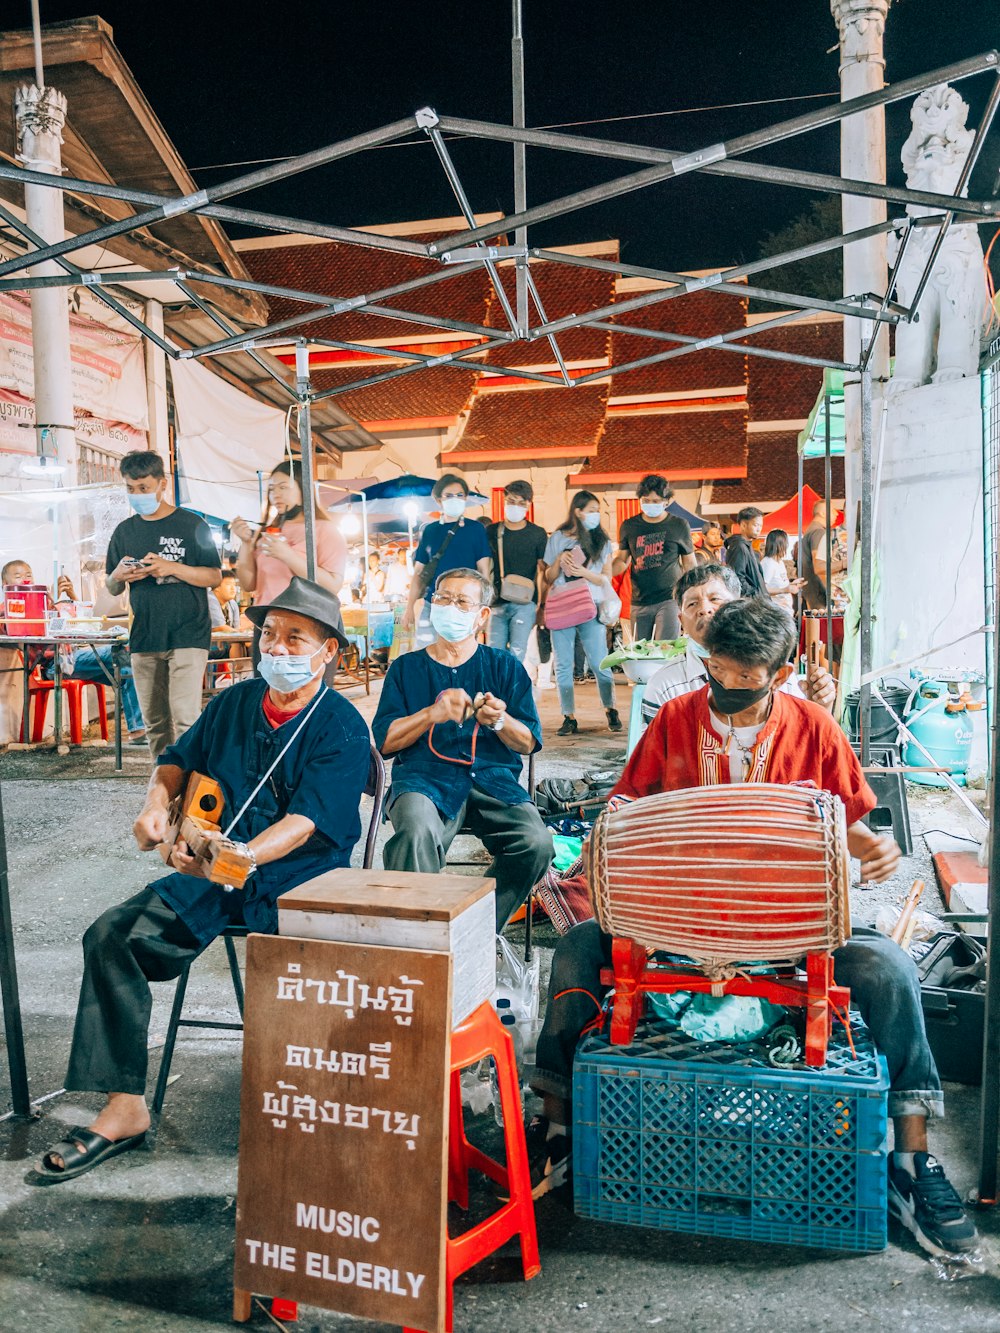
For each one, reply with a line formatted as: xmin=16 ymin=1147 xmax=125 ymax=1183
xmin=278 ymin=869 xmax=496 ymax=1028
xmin=3 ymin=584 xmax=48 ymax=637
xmin=917 ymin=932 xmax=986 ymax=1085
xmin=573 ymin=1013 xmax=889 ymax=1252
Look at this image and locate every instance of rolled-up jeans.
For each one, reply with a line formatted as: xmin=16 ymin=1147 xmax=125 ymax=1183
xmin=44 ymin=645 xmax=144 ymax=733
xmin=530 ymin=922 xmax=943 ymax=1122
xmin=488 ymin=600 xmax=536 ymax=662
xmin=551 ymin=617 xmax=615 ymax=715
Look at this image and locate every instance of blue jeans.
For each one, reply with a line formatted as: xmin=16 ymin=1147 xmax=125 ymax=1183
xmin=531 ymin=922 xmax=943 ymax=1121
xmin=552 ymin=618 xmax=615 ymax=714
xmin=46 ymin=646 xmax=144 ymax=733
xmin=488 ymin=600 xmax=536 ymax=661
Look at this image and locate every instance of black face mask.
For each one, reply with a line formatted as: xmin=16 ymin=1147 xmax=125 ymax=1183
xmin=706 ymin=668 xmax=773 ymax=716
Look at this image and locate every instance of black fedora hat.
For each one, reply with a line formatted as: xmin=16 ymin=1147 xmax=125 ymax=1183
xmin=245 ymin=576 xmax=348 ymax=648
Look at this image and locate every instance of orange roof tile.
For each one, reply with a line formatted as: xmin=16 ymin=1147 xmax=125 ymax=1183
xmin=608 ymin=288 xmax=749 ymax=395
xmin=574 ymin=410 xmax=748 ymax=481
xmin=746 ymin=320 xmax=843 ymax=422
xmin=709 ymin=430 xmax=845 ymax=508
xmin=483 ymin=256 xmax=616 ymax=366
xmin=310 ymin=364 xmax=477 ymax=424
xmin=448 ymin=384 xmax=608 ymax=460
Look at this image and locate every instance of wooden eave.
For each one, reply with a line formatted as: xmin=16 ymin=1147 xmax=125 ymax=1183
xmin=0 ymin=16 xmax=268 ymax=326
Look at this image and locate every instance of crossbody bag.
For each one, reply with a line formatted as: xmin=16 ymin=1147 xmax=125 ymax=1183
xmin=497 ymin=526 xmax=536 ymax=605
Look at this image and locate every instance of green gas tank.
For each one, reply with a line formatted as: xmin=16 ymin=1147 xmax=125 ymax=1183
xmin=902 ymin=680 xmax=974 ymax=787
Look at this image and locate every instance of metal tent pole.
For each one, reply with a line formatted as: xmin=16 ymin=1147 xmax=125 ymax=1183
xmin=512 ymin=0 xmax=528 ymax=336
xmin=978 ymin=674 xmax=1000 ymax=1202
xmin=859 ymin=350 xmax=874 ymax=767
xmin=825 ymin=390 xmax=834 ymax=675
xmin=0 ymin=781 xmax=30 ymax=1118
xmin=295 ymin=341 xmax=317 ymax=581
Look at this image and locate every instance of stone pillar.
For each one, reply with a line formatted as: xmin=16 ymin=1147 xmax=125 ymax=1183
xmin=14 ymin=83 xmax=76 ymax=484
xmin=830 ymin=1 xmax=891 ymax=527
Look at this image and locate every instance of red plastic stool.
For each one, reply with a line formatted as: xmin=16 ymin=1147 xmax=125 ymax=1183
xmin=405 ymin=1001 xmax=540 ymax=1333
xmin=24 ymin=677 xmax=109 ymax=745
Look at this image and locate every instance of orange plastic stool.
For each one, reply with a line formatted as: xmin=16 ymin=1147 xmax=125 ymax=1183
xmin=405 ymin=1001 xmax=540 ymax=1333
xmin=25 ymin=677 xmax=108 ymax=745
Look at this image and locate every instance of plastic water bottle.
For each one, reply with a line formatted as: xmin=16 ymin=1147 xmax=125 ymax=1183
xmin=491 ymin=1011 xmax=525 ymax=1127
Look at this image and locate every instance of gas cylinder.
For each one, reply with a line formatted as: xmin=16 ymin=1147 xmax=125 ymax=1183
xmin=902 ymin=679 xmax=974 ymax=787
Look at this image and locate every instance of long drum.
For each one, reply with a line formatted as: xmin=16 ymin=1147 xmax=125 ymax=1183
xmin=588 ymin=784 xmax=850 ymax=963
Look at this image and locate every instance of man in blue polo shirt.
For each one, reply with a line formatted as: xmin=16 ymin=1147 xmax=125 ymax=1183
xmin=39 ymin=579 xmax=370 ymax=1183
xmin=375 ymin=566 xmax=553 ymax=929
xmin=401 ymin=473 xmax=492 ymax=648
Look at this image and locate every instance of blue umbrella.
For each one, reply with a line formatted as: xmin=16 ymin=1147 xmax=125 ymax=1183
xmin=668 ymin=500 xmax=706 ymax=531
xmin=325 ymin=474 xmax=487 ymax=509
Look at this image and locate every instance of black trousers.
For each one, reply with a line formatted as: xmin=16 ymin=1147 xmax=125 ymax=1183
xmin=65 ymin=887 xmax=206 ymax=1096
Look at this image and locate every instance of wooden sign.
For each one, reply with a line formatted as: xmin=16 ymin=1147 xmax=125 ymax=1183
xmin=234 ymin=934 xmax=452 ymax=1333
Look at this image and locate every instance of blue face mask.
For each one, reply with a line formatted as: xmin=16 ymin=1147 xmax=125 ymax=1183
xmin=689 ymin=638 xmax=711 ymax=661
xmin=128 ymin=492 xmax=160 ymax=516
xmin=581 ymin=511 xmax=601 ymax=531
xmin=258 ymin=646 xmax=324 ymax=694
xmin=430 ymin=602 xmax=479 ymax=642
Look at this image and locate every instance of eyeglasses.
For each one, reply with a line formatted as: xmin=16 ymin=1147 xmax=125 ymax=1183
xmin=431 ymin=593 xmax=482 ymax=612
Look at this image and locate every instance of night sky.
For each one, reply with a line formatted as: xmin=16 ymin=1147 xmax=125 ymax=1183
xmin=24 ymin=1 xmax=1000 ymax=274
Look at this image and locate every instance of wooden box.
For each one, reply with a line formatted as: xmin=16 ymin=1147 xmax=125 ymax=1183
xmin=278 ymin=870 xmax=496 ymax=1028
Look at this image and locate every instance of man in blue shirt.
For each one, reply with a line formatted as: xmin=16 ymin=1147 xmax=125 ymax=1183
xmin=374 ymin=567 xmax=553 ymax=929
xmin=401 ymin=474 xmax=492 ymax=648
xmin=39 ymin=578 xmax=371 ymax=1183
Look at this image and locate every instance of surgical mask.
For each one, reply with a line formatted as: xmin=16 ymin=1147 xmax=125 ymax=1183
xmin=689 ymin=638 xmax=711 ymax=661
xmin=430 ymin=602 xmax=478 ymax=642
xmin=128 ymin=492 xmax=160 ymax=516
xmin=581 ymin=512 xmax=601 ymax=531
xmin=441 ymin=496 xmax=466 ymax=520
xmin=505 ymin=504 xmax=527 ymax=523
xmin=706 ymin=667 xmax=773 ymax=716
xmin=258 ymin=647 xmax=324 ymax=694
xmin=640 ymin=501 xmax=666 ymax=519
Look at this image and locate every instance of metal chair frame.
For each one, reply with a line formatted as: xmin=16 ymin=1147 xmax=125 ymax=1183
xmin=152 ymin=745 xmax=387 ymax=1113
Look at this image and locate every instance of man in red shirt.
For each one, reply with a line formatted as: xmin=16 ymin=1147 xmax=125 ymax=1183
xmin=528 ymin=597 xmax=977 ymax=1257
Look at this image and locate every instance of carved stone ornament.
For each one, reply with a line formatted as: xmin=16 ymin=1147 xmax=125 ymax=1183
xmin=888 ymin=84 xmax=986 ymax=395
xmin=830 ymin=1 xmax=889 ymax=67
xmin=14 ymin=84 xmax=68 ymax=164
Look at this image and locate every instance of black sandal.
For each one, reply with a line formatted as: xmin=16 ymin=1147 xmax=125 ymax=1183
xmin=38 ymin=1126 xmax=147 ymax=1182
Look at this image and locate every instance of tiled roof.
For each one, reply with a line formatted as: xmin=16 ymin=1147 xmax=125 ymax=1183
xmin=609 ymin=288 xmax=749 ymax=395
xmin=240 ymin=230 xmax=496 ymax=344
xmin=709 ymin=430 xmax=846 ymax=507
xmin=483 ymin=255 xmax=617 ymax=366
xmin=746 ymin=320 xmax=843 ymax=422
xmin=449 ymin=384 xmax=609 ymax=456
xmin=310 ymin=365 xmax=478 ymax=424
xmin=577 ymin=409 xmax=749 ymax=479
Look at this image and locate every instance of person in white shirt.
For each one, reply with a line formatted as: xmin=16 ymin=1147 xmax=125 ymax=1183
xmin=642 ymin=563 xmax=835 ymax=730
xmin=384 ymin=549 xmax=411 ymax=602
xmin=760 ymin=529 xmax=805 ymax=614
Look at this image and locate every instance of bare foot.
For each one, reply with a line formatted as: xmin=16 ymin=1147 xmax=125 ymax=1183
xmin=46 ymin=1093 xmax=150 ymax=1170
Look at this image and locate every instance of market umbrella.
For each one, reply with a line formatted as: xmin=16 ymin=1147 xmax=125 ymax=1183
xmin=668 ymin=500 xmax=706 ymax=531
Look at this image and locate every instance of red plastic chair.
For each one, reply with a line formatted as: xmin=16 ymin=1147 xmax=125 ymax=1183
xmin=23 ymin=676 xmax=109 ymax=745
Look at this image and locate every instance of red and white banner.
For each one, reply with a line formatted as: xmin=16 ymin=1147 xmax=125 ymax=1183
xmin=0 ymin=290 xmax=148 ymax=430
xmin=0 ymin=388 xmax=146 ymax=456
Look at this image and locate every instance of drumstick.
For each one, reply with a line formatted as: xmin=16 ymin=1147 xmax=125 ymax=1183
xmin=890 ymin=879 xmax=925 ymax=947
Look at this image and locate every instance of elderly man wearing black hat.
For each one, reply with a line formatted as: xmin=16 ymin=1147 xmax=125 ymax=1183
xmin=39 ymin=579 xmax=371 ymax=1182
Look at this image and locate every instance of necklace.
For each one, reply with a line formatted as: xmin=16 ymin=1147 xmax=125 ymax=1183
xmin=721 ymin=696 xmax=774 ymax=776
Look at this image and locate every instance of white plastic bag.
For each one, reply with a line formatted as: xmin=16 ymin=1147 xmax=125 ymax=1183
xmin=598 ymin=579 xmax=622 ymax=627
xmin=493 ymin=934 xmax=540 ymax=1028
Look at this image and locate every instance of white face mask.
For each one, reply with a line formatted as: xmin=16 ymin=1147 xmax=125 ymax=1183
xmin=640 ymin=501 xmax=666 ymax=519
xmin=441 ymin=496 xmax=466 ymax=520
xmin=505 ymin=503 xmax=527 ymax=523
xmin=581 ymin=511 xmax=601 ymax=531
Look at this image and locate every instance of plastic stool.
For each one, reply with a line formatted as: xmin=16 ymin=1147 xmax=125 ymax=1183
xmin=864 ymin=768 xmax=913 ymax=856
xmin=24 ymin=677 xmax=109 ymax=745
xmin=626 ymin=681 xmax=647 ymax=757
xmin=405 ymin=1001 xmax=540 ymax=1333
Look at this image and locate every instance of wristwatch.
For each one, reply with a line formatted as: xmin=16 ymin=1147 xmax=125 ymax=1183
xmin=492 ymin=714 xmax=506 ymax=732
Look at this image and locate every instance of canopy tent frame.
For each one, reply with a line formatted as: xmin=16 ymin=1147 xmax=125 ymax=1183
xmin=0 ymin=8 xmax=997 ymax=1175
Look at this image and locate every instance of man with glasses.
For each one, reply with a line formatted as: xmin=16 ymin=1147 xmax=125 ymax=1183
xmin=373 ymin=567 xmax=553 ymax=929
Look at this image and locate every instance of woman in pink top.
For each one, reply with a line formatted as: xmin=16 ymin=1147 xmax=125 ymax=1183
xmin=232 ymin=460 xmax=347 ymax=664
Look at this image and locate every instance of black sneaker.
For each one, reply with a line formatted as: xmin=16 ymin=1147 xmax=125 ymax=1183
xmin=887 ymin=1152 xmax=979 ymax=1256
xmin=556 ymin=716 xmax=578 ymax=736
xmin=525 ymin=1117 xmax=572 ymax=1199
xmin=606 ymin=708 xmax=623 ymax=732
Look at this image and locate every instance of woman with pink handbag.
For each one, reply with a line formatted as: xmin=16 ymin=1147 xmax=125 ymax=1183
xmin=543 ymin=492 xmax=620 ymax=736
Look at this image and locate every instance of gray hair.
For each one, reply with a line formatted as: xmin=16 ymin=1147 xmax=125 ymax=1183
xmin=436 ymin=566 xmax=494 ymax=606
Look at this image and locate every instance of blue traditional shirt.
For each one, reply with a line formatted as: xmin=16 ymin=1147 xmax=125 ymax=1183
xmin=371 ymin=644 xmax=541 ymax=820
xmin=152 ymin=678 xmax=370 ymax=945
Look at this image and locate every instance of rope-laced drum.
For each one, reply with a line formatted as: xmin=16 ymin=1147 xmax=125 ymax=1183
xmin=588 ymin=784 xmax=850 ymax=967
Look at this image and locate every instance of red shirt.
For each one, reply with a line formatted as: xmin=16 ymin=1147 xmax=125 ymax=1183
xmin=613 ymin=684 xmax=876 ymax=827
xmin=261 ymin=691 xmax=307 ymax=730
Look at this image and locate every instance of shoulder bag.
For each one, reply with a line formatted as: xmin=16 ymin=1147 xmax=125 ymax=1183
xmin=543 ymin=577 xmax=597 ymax=630
xmin=497 ymin=526 xmax=536 ymax=605
xmin=415 ymin=521 xmax=460 ymax=598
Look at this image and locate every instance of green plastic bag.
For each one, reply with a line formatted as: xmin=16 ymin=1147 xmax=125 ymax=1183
xmin=551 ymin=834 xmax=583 ymax=872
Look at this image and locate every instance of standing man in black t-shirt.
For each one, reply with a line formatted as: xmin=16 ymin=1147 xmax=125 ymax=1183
xmin=613 ymin=474 xmax=696 ymax=641
xmin=486 ymin=479 xmax=548 ymax=662
xmin=106 ymin=451 xmax=222 ymax=759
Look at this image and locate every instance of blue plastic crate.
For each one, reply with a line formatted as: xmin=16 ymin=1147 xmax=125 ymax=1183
xmin=573 ymin=1014 xmax=889 ymax=1252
